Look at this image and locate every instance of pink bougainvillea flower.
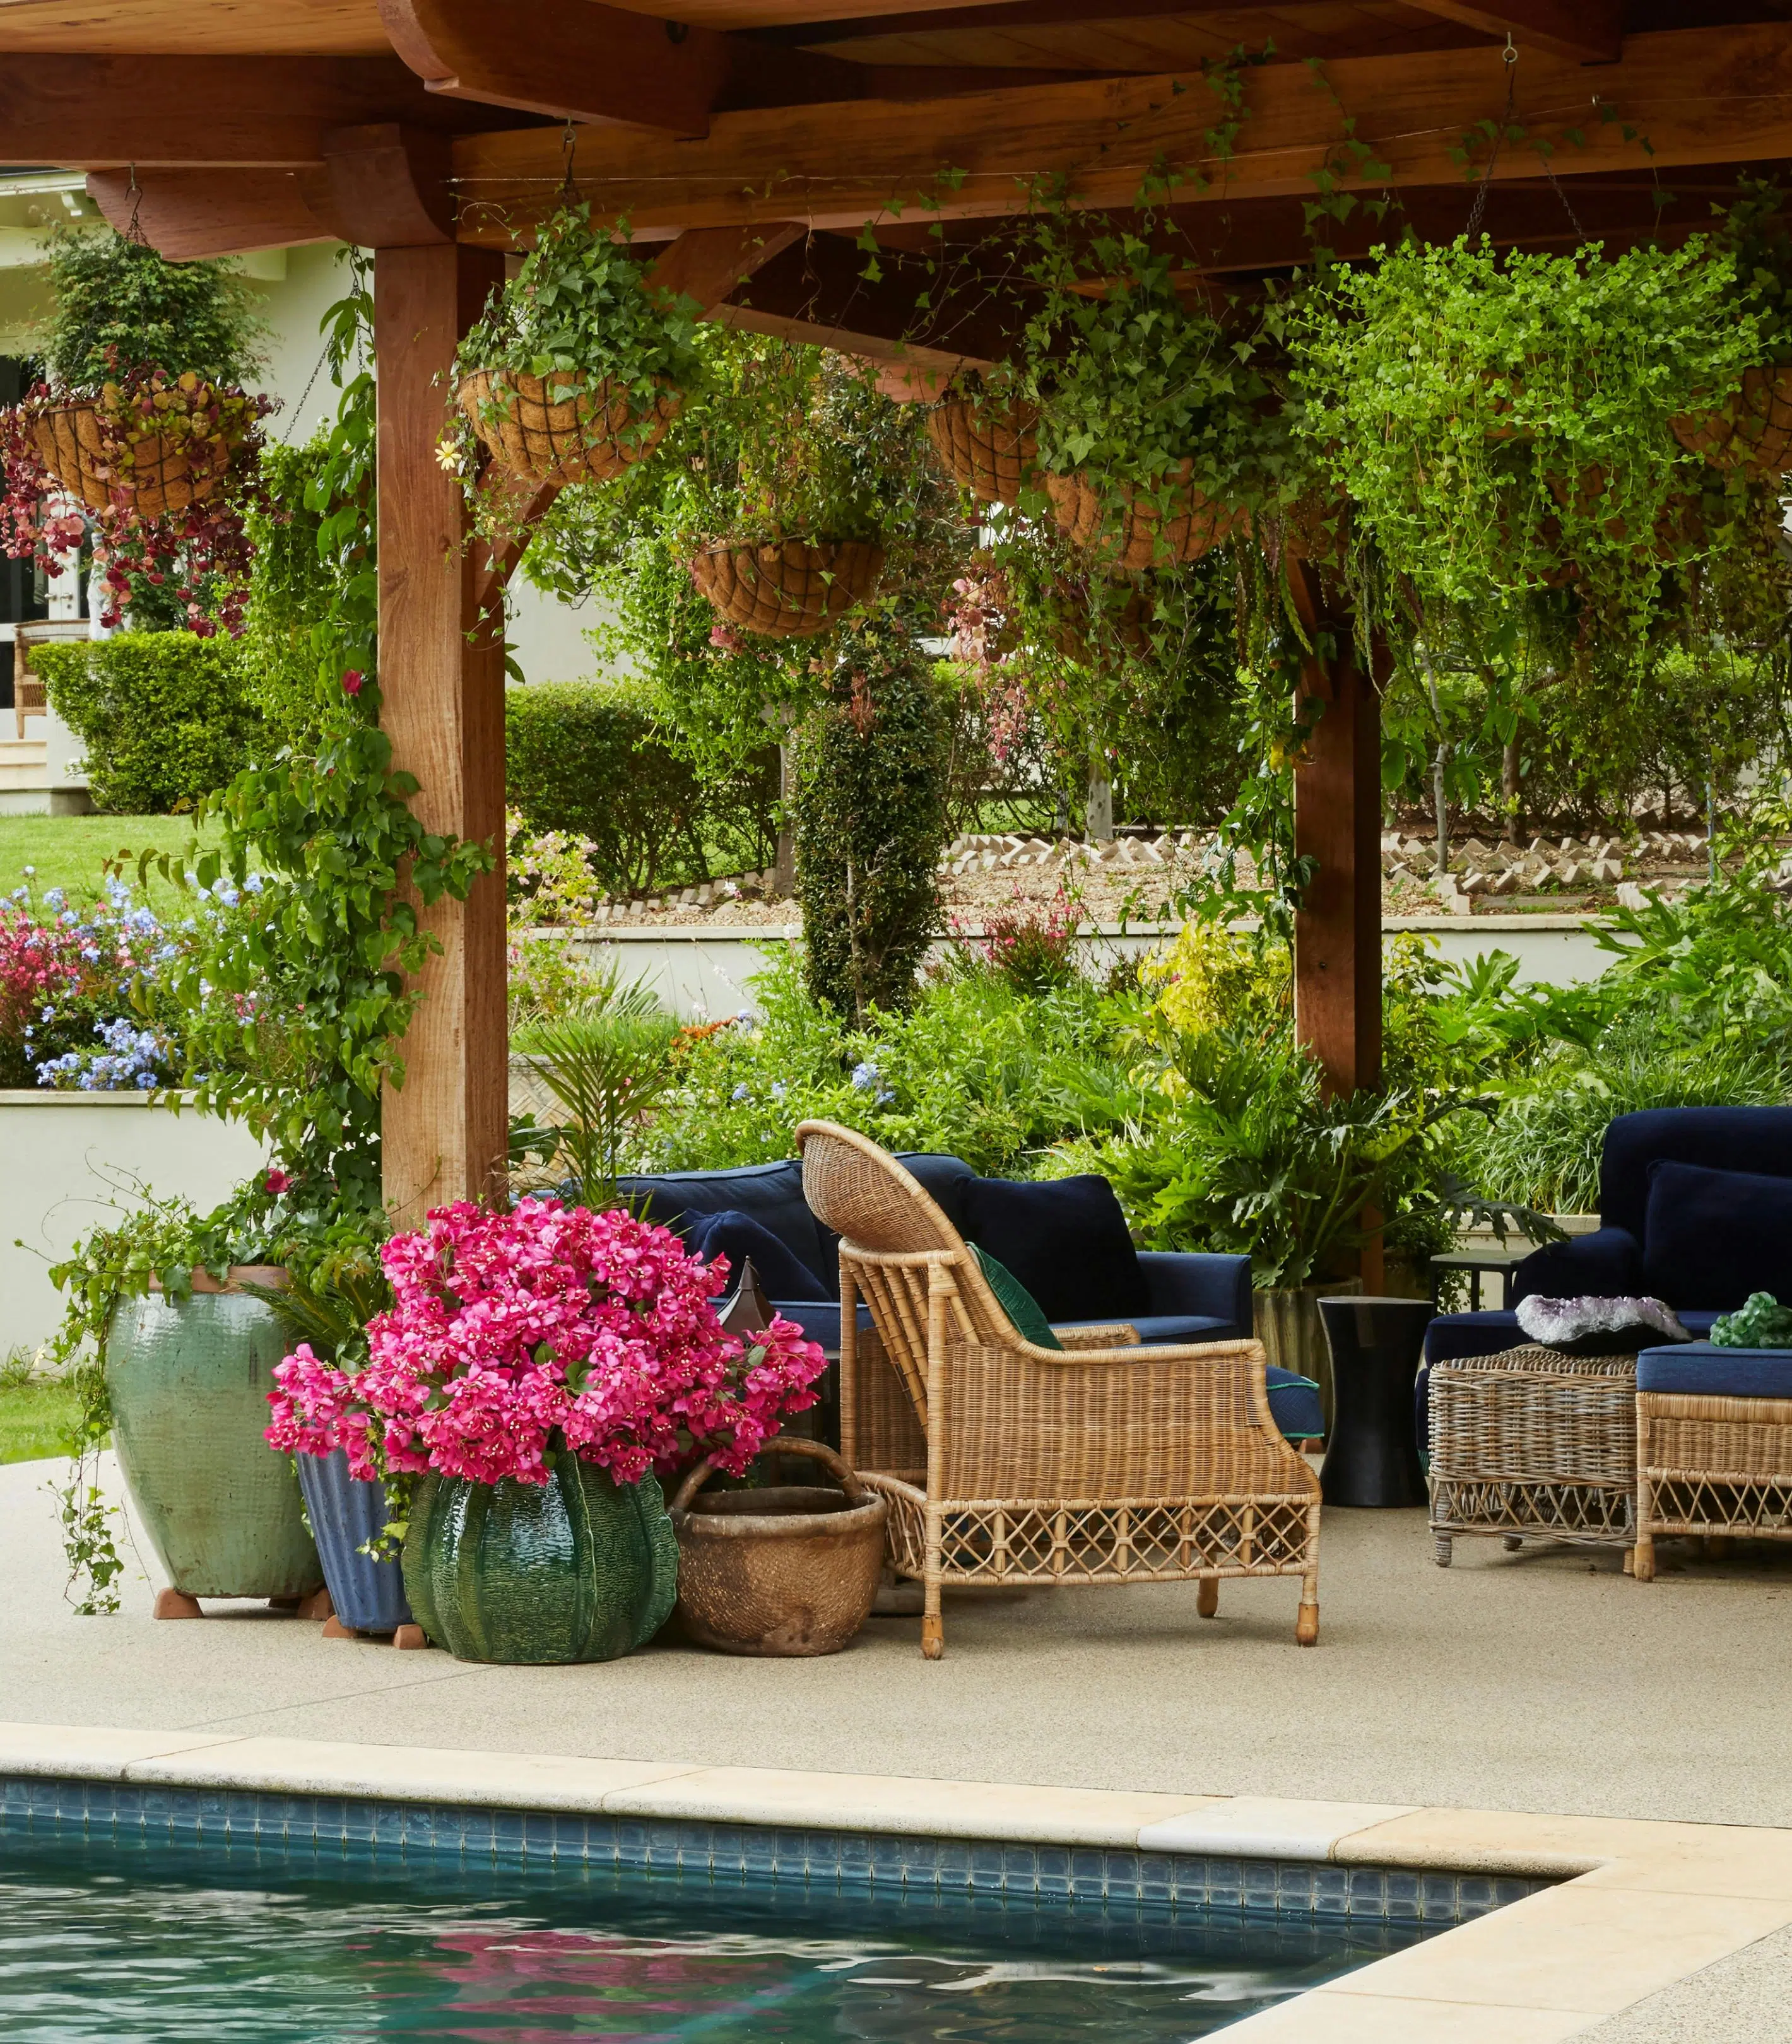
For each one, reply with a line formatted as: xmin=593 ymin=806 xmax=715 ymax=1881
xmin=263 ymin=1167 xmax=293 ymax=1195
xmin=264 ymin=1199 xmax=827 ymax=1490
xmin=341 ymin=669 xmax=365 ymax=697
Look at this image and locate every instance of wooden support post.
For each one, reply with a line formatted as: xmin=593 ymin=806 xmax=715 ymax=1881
xmin=376 ymin=242 xmax=509 ymax=1223
xmin=1290 ymin=562 xmax=1384 ymax=1288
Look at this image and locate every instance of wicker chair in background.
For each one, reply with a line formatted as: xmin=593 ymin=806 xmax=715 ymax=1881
xmin=795 ymin=1120 xmax=1322 ymax=1659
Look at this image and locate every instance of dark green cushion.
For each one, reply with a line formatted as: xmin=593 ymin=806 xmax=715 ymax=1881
xmin=971 ymin=1244 xmax=1063 ymax=1351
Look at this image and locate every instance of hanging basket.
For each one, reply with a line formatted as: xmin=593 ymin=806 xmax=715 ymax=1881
xmin=1671 ymin=363 xmax=1792 ymax=477
xmin=925 ymin=399 xmax=1039 ymax=507
xmin=1047 ymin=575 xmax=1155 ymax=661
xmin=457 ymin=368 xmax=680 ymax=487
xmin=30 ymin=403 xmax=225 ymax=519
xmin=689 ymin=537 xmax=885 ymax=639
xmin=1044 ymin=462 xmax=1244 ymax=570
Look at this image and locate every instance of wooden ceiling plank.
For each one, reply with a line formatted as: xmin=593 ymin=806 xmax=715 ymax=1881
xmin=1401 ymin=0 xmax=1621 ymax=64
xmin=451 ymin=23 xmax=1792 ymax=238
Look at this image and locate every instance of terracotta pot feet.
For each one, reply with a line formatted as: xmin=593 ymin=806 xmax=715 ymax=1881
xmin=153 ymin=1589 xmax=203 ymax=1620
xmin=296 ymin=1587 xmax=333 ymax=1621
xmin=321 ymin=1612 xmax=357 ymax=1640
xmin=393 ymin=1624 xmax=430 ymax=1650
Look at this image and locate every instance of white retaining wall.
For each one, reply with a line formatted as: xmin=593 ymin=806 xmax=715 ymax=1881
xmin=567 ymin=915 xmax=1618 ymax=1019
xmin=0 ymin=1093 xmax=266 ymax=1360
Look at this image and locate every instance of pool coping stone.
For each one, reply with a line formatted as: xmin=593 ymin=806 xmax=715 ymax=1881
xmin=2 ymin=1722 xmax=1788 ymax=2040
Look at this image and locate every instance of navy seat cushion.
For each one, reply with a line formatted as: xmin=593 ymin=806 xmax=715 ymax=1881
xmin=619 ymin=1160 xmax=831 ymax=1288
xmin=897 ymin=1153 xmax=979 ymax=1233
xmin=685 ymin=1209 xmax=830 ymax=1304
xmin=1637 ymin=1341 xmax=1792 ymax=1398
xmin=1643 ymin=1159 xmax=1792 ymax=1313
xmin=961 ymin=1173 xmax=1149 ymax=1324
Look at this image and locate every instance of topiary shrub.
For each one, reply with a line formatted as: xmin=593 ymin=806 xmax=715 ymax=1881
xmin=505 ymin=679 xmax=777 ymax=898
xmin=793 ymin=628 xmax=950 ymax=1021
xmin=35 ymin=631 xmax=265 ymax=813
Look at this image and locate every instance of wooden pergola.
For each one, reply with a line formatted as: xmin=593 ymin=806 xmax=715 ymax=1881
xmin=3 ymin=0 xmax=1787 ymax=1231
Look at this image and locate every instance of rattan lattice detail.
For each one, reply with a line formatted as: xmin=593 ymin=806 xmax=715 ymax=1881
xmin=688 ymin=539 xmax=885 ymax=639
xmin=457 ymin=369 xmax=679 ymax=487
xmin=925 ymin=399 xmax=1039 ymax=506
xmin=1642 ymin=1475 xmax=1792 ymax=1537
xmin=1672 ymin=363 xmax=1792 ymax=476
xmin=934 ymin=1496 xmax=1313 ymax=1583
xmin=1429 ymin=1479 xmax=1635 ymax=1544
xmin=31 ymin=404 xmax=220 ymax=518
xmin=1044 ymin=464 xmax=1243 ymax=570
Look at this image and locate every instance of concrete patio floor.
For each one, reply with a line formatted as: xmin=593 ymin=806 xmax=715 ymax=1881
xmin=3 ymin=1453 xmax=1789 ymax=1823
xmin=4 ymin=1452 xmax=1790 ymax=2037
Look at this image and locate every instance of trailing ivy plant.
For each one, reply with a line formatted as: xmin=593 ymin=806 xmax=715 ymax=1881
xmin=1289 ymin=234 xmax=1759 ymax=655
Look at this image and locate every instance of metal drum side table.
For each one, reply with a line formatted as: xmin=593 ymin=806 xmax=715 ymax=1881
xmin=1318 ymin=1296 xmax=1433 ymax=1508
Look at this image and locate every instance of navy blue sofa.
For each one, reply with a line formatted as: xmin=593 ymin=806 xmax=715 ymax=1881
xmin=1420 ymin=1107 xmax=1792 ymax=1433
xmin=618 ymin=1153 xmax=1324 ymax=1442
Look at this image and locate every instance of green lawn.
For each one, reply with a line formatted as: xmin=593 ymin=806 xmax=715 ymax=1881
xmin=0 ymin=1377 xmax=79 ymax=1465
xmin=0 ymin=813 xmax=227 ymax=907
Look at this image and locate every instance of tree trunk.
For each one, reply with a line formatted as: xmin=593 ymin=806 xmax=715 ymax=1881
xmin=1502 ymin=737 xmax=1521 ymax=844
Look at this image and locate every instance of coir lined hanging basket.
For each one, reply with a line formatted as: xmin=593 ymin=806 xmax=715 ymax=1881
xmin=689 ymin=538 xmax=885 ymax=639
xmin=1044 ymin=461 xmax=1244 ymax=570
xmin=1671 ymin=363 xmax=1792 ymax=476
xmin=925 ymin=398 xmax=1040 ymax=507
xmin=32 ymin=404 xmax=222 ymax=519
xmin=457 ymin=368 xmax=680 ymax=487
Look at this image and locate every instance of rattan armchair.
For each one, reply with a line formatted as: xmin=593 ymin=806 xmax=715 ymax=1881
xmin=795 ymin=1121 xmax=1321 ymax=1658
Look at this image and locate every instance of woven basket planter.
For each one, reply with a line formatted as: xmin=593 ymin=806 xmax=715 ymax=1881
xmin=1048 ymin=577 xmax=1153 ymax=661
xmin=925 ymin=399 xmax=1039 ymax=507
xmin=1044 ymin=462 xmax=1244 ymax=570
xmin=30 ymin=404 xmax=223 ymax=519
xmin=456 ymin=368 xmax=680 ymax=488
xmin=1672 ymin=363 xmax=1792 ymax=476
xmin=689 ymin=537 xmax=885 ymax=639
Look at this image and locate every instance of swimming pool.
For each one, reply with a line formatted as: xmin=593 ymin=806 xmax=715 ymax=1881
xmin=0 ymin=1813 xmax=1447 ymax=2041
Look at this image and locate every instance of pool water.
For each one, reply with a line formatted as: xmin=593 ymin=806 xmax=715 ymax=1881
xmin=0 ymin=1822 xmax=1434 ymax=2041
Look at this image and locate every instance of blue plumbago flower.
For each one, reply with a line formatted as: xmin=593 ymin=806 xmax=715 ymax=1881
xmin=213 ymin=883 xmax=240 ymax=907
xmin=154 ymin=943 xmax=178 ymax=963
xmin=21 ymin=866 xmax=34 ymax=878
xmin=43 ymin=887 xmax=65 ymax=910
xmin=876 ymin=1088 xmax=895 ymax=1105
xmin=770 ymin=1081 xmax=787 ymax=1103
xmin=243 ymin=873 xmax=264 ymax=895
xmin=57 ymin=910 xmax=76 ymax=927
xmin=850 ymin=1060 xmax=880 ymax=1091
xmin=80 ymin=946 xmax=100 ymax=963
xmin=731 ymin=1083 xmax=750 ymax=1102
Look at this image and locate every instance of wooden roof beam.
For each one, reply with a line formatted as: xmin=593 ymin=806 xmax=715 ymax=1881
xmin=379 ymin=0 xmax=1095 ymax=142
xmin=452 ymin=22 xmax=1792 ymax=240
xmin=1405 ymin=2 xmax=1622 ymax=65
xmin=0 ymin=52 xmax=511 ymax=168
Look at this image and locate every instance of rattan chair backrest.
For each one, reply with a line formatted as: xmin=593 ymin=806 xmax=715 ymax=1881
xmin=796 ymin=1121 xmax=1022 ymax=1361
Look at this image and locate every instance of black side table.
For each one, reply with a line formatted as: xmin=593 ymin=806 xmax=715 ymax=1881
xmin=1317 ymin=1296 xmax=1433 ymax=1508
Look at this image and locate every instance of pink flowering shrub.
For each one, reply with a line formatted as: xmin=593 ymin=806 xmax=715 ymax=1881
xmin=266 ymin=1199 xmax=827 ymax=1488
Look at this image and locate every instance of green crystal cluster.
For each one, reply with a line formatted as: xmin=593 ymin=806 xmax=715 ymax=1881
xmin=1711 ymin=1292 xmax=1792 ymax=1349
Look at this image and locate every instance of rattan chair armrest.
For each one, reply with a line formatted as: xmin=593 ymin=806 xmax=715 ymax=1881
xmin=1012 ymin=1335 xmax=1266 ymax=1368
xmin=1052 ymin=1322 xmax=1140 ymax=1349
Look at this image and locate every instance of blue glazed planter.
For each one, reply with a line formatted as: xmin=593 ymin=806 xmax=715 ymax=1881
xmin=296 ymin=1448 xmax=412 ymax=1634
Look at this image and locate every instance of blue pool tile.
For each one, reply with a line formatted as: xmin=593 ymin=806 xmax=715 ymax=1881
xmin=967 ymin=1843 xmax=1005 ymax=1893
xmin=1001 ymin=1844 xmax=1038 ymax=1893
xmin=738 ymin=1827 xmax=777 ymax=1878
xmin=1068 ymin=1849 xmax=1105 ymax=1900
xmin=934 ymin=1841 xmax=970 ymax=1891
xmin=1421 ymin=1874 xmax=1460 ymax=1920
xmin=1240 ymin=1860 xmax=1279 ymax=1913
xmin=522 ymin=1811 xmax=554 ymax=1859
xmin=1102 ymin=1852 xmax=1138 ymax=1902
xmin=1310 ymin=1864 xmax=1349 ymax=1916
xmin=1384 ymin=1871 xmax=1423 ymax=1921
xmin=837 ymin=1833 xmax=875 ymax=1888
xmin=1346 ymin=1867 xmax=1389 ymax=1916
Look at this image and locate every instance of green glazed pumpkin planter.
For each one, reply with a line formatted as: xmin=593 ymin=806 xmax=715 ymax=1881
xmin=402 ymin=1455 xmax=680 ymax=1665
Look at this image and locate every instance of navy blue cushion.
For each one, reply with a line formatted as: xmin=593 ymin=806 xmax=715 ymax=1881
xmin=897 ymin=1153 xmax=979 ymax=1232
xmin=1601 ymin=1107 xmax=1792 ymax=1244
xmin=1637 ymin=1341 xmax=1792 ymax=1399
xmin=1511 ymin=1227 xmax=1642 ymax=1307
xmin=1643 ymin=1159 xmax=1792 ymax=1312
xmin=961 ymin=1173 xmax=1148 ymax=1324
xmin=1264 ymin=1367 xmax=1324 ymax=1441
xmin=618 ymin=1160 xmax=831 ymax=1288
xmin=685 ymin=1209 xmax=830 ymax=1303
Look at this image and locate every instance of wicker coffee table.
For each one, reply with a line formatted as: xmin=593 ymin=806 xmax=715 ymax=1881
xmin=1427 ymin=1345 xmax=1637 ymax=1566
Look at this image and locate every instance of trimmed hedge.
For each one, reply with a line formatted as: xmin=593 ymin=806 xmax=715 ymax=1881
xmin=35 ymin=631 xmax=265 ymax=814
xmin=505 ymin=681 xmax=778 ymax=897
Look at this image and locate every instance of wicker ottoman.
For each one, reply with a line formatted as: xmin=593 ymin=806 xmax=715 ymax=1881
xmin=1633 ymin=1342 xmax=1792 ymax=1582
xmin=1427 ymin=1345 xmax=1637 ymax=1566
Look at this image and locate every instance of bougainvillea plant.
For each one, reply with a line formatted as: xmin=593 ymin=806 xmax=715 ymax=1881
xmin=265 ymin=1198 xmax=827 ymax=1489
xmin=0 ymin=361 xmax=269 ymax=633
